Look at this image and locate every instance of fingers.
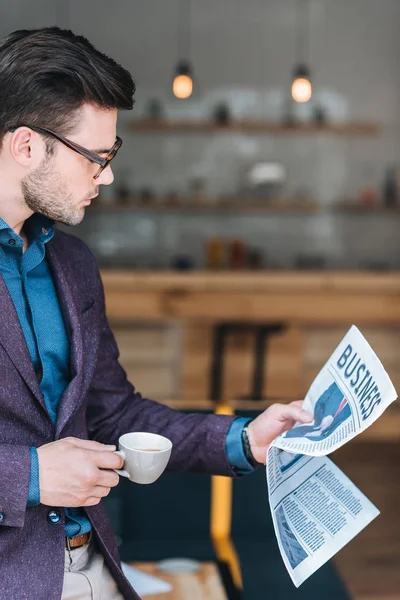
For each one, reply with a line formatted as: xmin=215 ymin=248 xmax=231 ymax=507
xmin=92 ymin=485 xmax=113 ymax=498
xmin=83 ymin=487 xmax=111 ymax=506
xmin=87 ymin=449 xmax=123 ymax=470
xmin=284 ymin=404 xmax=313 ymax=423
xmin=84 ymin=498 xmax=102 ymax=506
xmin=97 ymin=469 xmax=120 ymax=488
xmin=65 ymin=437 xmax=116 ymax=451
xmin=269 ymin=403 xmax=313 ymax=423
xmin=290 ymin=400 xmax=304 ymax=409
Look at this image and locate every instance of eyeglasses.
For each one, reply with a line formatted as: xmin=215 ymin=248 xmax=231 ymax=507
xmin=8 ymin=124 xmax=122 ymax=180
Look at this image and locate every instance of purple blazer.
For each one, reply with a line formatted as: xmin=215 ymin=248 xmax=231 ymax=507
xmin=0 ymin=229 xmax=237 ymax=600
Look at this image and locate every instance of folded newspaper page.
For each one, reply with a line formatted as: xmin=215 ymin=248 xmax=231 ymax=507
xmin=267 ymin=325 xmax=397 ymax=587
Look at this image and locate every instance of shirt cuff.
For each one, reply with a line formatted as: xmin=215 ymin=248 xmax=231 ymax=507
xmin=27 ymin=447 xmax=40 ymax=507
xmin=225 ymin=417 xmax=255 ymax=475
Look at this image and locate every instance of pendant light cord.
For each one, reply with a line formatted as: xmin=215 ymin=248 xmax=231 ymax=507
xmin=177 ymin=0 xmax=192 ymax=61
xmin=296 ymin=0 xmax=310 ymax=65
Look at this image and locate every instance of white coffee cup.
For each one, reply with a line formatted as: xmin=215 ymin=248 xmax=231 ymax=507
xmin=114 ymin=432 xmax=172 ymax=484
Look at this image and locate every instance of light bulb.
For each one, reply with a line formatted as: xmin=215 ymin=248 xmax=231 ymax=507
xmin=291 ymin=77 xmax=312 ymax=103
xmin=172 ymin=73 xmax=193 ymax=99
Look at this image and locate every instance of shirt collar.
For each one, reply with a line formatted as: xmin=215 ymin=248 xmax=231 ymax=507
xmin=24 ymin=213 xmax=55 ymax=244
xmin=0 ymin=213 xmax=55 ymax=247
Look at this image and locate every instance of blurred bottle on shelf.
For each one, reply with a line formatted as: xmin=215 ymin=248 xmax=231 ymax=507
xmin=213 ymin=103 xmax=231 ymax=126
xmin=145 ymin=98 xmax=164 ymax=120
xmin=382 ymin=166 xmax=398 ymax=208
xmin=170 ymin=255 xmax=194 ymax=270
xmin=188 ymin=177 xmax=206 ymax=203
xmin=248 ymin=248 xmax=264 ymax=270
xmin=228 ymin=239 xmax=247 ymax=270
xmin=205 ymin=237 xmax=225 ymax=269
xmin=355 ymin=162 xmax=378 ymax=208
xmin=313 ymin=105 xmax=327 ymax=125
xmin=115 ymin=169 xmax=131 ymax=205
xmin=359 ymin=186 xmax=378 ymax=208
xmin=138 ymin=187 xmax=155 ymax=206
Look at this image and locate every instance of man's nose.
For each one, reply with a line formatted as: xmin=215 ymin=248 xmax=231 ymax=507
xmin=97 ymin=164 xmax=114 ymax=186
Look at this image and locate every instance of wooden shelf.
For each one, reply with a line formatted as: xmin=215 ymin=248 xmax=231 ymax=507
xmin=332 ymin=203 xmax=400 ymax=213
xmin=88 ymin=197 xmax=400 ymax=215
xmin=89 ymin=197 xmax=319 ymax=214
xmin=129 ymin=118 xmax=380 ymax=136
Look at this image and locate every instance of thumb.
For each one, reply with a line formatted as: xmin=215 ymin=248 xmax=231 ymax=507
xmin=282 ymin=405 xmax=313 ymax=423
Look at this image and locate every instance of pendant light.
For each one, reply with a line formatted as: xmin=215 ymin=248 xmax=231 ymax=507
xmin=172 ymin=0 xmax=195 ymax=99
xmin=291 ymin=0 xmax=312 ymax=103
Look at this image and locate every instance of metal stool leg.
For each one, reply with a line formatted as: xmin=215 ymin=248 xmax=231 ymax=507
xmin=210 ymin=324 xmax=227 ymax=402
xmin=210 ymin=322 xmax=285 ymax=402
xmin=250 ymin=326 xmax=268 ymax=401
xmin=243 ymin=323 xmax=285 ymax=401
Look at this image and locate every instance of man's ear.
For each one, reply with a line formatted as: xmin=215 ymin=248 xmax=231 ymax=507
xmin=9 ymin=127 xmax=45 ymax=168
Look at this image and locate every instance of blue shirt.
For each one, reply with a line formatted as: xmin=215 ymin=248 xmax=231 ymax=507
xmin=0 ymin=213 xmax=254 ymax=539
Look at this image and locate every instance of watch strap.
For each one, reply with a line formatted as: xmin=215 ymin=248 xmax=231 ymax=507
xmin=241 ymin=421 xmax=263 ymax=468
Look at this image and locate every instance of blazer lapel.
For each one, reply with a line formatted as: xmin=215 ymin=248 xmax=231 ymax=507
xmin=46 ymin=241 xmax=86 ymax=437
xmin=0 ymin=275 xmax=49 ymax=416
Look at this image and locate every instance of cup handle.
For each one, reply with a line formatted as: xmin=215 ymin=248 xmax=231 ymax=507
xmin=114 ymin=450 xmax=130 ymax=478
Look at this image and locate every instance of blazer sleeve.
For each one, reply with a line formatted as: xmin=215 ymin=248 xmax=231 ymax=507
xmin=85 ymin=266 xmax=238 ymax=478
xmin=0 ymin=445 xmax=31 ymax=528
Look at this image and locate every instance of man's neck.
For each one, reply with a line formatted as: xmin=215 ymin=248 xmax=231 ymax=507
xmin=0 ymin=188 xmax=33 ymax=238
xmin=0 ymin=211 xmax=31 ymax=238
xmin=21 ymin=227 xmax=28 ymax=253
xmin=15 ymin=220 xmax=24 ymax=236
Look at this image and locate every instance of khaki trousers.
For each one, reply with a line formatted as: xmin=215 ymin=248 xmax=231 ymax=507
xmin=62 ymin=540 xmax=124 ymax=600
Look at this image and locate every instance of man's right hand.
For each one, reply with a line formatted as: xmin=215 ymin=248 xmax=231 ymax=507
xmin=37 ymin=437 xmax=123 ymax=507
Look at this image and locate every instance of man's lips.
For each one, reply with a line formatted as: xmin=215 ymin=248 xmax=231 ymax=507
xmin=83 ymin=194 xmax=98 ymax=203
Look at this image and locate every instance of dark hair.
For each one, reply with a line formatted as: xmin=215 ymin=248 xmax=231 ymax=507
xmin=0 ymin=27 xmax=135 ymax=150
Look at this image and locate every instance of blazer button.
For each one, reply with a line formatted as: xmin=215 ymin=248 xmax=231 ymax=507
xmin=0 ymin=512 xmax=5 ymax=523
xmin=47 ymin=509 xmax=62 ymax=524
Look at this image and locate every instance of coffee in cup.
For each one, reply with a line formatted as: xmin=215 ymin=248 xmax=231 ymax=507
xmin=114 ymin=432 xmax=172 ymax=484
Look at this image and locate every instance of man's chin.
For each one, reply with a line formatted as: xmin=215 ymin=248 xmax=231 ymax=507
xmin=54 ymin=209 xmax=86 ymax=227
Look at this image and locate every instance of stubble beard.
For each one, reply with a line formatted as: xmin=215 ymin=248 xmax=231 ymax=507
xmin=21 ymin=158 xmax=85 ymax=227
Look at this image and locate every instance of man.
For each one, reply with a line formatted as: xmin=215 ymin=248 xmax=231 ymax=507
xmin=0 ymin=27 xmax=312 ymax=599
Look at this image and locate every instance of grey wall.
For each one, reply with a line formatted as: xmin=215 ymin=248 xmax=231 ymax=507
xmin=2 ymin=1 xmax=400 ymax=268
xmin=68 ymin=209 xmax=400 ymax=270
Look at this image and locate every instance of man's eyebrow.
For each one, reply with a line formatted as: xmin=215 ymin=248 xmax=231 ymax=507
xmin=91 ymin=147 xmax=112 ymax=154
xmin=91 ymin=139 xmax=117 ymax=154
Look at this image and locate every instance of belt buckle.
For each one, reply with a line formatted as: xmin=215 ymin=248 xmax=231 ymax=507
xmin=65 ymin=531 xmax=91 ymax=552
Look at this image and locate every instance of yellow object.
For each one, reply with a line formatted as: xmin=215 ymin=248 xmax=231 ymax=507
xmin=205 ymin=237 xmax=225 ymax=269
xmin=291 ymin=76 xmax=312 ymax=103
xmin=210 ymin=403 xmax=243 ymax=589
xmin=172 ymin=74 xmax=193 ymax=99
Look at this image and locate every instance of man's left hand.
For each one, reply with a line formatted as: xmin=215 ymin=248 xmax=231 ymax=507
xmin=247 ymin=401 xmax=313 ymax=464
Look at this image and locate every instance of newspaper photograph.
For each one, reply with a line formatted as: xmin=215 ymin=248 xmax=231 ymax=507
xmin=266 ymin=325 xmax=397 ymax=587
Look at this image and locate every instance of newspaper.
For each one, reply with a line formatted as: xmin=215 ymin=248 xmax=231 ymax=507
xmin=266 ymin=325 xmax=397 ymax=587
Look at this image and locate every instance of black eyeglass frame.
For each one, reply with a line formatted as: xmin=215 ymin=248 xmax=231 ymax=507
xmin=8 ymin=124 xmax=122 ymax=180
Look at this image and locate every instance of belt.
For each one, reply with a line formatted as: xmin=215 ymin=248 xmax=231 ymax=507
xmin=65 ymin=531 xmax=92 ymax=551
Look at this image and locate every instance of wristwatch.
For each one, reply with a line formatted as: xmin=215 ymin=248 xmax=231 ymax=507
xmin=241 ymin=421 xmax=263 ymax=468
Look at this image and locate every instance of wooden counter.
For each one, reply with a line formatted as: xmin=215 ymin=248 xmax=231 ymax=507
xmin=101 ymin=269 xmax=400 ymax=293
xmin=101 ymin=270 xmax=400 ymax=323
xmin=100 ymin=270 xmax=400 ymax=422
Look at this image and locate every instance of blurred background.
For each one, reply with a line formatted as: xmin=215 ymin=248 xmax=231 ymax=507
xmin=2 ymin=1 xmax=400 ymax=598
